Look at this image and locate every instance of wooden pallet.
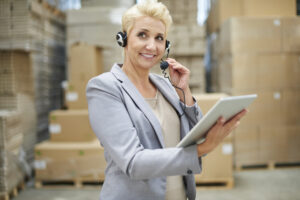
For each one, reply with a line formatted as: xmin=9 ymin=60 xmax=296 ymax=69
xmin=235 ymin=161 xmax=300 ymax=171
xmin=0 ymin=181 xmax=25 ymax=200
xmin=35 ymin=179 xmax=103 ymax=189
xmin=196 ymin=178 xmax=234 ymax=190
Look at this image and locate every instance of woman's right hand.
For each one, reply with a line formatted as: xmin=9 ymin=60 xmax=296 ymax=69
xmin=197 ymin=109 xmax=248 ymax=157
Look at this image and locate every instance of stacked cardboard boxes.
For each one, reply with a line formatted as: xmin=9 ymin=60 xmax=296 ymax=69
xmin=35 ymin=140 xmax=105 ymax=186
xmin=66 ymin=6 xmax=129 ymax=72
xmin=194 ymin=94 xmax=234 ymax=187
xmin=65 ymin=43 xmax=103 ymax=109
xmin=0 ymin=0 xmax=66 ymax=164
xmin=217 ymin=17 xmax=300 ymax=167
xmin=207 ymin=0 xmax=296 ymax=34
xmin=207 ymin=0 xmax=297 ymax=92
xmin=207 ymin=0 xmax=300 ymax=167
xmin=35 ymin=43 xmax=106 ymax=184
xmin=0 ymin=111 xmax=24 ymax=199
xmin=159 ymin=0 xmax=198 ymax=24
xmin=0 ymin=50 xmax=37 ymax=170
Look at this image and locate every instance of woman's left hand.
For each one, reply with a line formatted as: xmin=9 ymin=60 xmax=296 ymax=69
xmin=166 ymin=58 xmax=190 ymax=91
xmin=166 ymin=58 xmax=194 ymax=106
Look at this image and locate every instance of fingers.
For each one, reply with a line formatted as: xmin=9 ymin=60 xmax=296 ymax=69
xmin=235 ymin=109 xmax=248 ymax=120
xmin=166 ymin=58 xmax=190 ymax=73
xmin=223 ymin=109 xmax=248 ymax=134
xmin=210 ymin=116 xmax=225 ymax=134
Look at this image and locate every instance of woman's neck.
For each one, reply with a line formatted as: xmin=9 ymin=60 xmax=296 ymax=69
xmin=122 ymin=59 xmax=157 ymax=98
xmin=122 ymin=59 xmax=150 ymax=87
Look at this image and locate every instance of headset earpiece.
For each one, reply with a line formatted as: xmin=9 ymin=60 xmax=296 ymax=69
xmin=116 ymin=31 xmax=127 ymax=47
xmin=165 ymin=40 xmax=170 ymax=51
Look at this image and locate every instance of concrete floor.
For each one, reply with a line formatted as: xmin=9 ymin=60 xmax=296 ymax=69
xmin=12 ymin=168 xmax=300 ymax=200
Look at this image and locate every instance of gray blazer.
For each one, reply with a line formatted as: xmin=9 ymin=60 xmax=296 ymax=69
xmin=86 ymin=64 xmax=203 ymax=200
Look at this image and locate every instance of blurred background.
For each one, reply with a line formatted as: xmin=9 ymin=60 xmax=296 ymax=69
xmin=0 ymin=0 xmax=299 ymax=199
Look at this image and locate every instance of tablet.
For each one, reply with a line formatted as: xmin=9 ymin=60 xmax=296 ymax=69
xmin=176 ymin=94 xmax=257 ymax=148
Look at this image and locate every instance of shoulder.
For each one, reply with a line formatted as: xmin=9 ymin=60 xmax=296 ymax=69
xmin=86 ymin=71 xmax=121 ymax=95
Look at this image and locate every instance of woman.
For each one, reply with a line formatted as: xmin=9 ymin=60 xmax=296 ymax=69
xmin=86 ymin=1 xmax=247 ymax=199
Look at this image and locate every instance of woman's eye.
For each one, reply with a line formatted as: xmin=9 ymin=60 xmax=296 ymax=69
xmin=137 ymin=32 xmax=146 ymax=38
xmin=157 ymin=36 xmax=164 ymax=41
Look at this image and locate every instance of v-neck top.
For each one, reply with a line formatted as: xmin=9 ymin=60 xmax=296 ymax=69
xmin=145 ymin=90 xmax=186 ymax=200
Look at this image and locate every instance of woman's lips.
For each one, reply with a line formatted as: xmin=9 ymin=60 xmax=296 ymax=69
xmin=140 ymin=53 xmax=156 ymax=59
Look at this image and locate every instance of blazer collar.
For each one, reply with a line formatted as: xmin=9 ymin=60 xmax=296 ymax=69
xmin=111 ymin=63 xmax=183 ymax=115
xmin=111 ymin=64 xmax=165 ymax=148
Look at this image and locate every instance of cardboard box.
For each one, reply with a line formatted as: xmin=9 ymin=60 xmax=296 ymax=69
xmin=259 ymin=126 xmax=288 ymax=163
xmin=194 ymin=93 xmax=228 ymax=114
xmin=232 ymin=90 xmax=282 ymax=127
xmin=219 ymin=17 xmax=300 ymax=55
xmin=286 ymin=126 xmax=300 ymax=161
xmin=34 ymin=139 xmax=106 ymax=181
xmin=219 ymin=17 xmax=282 ymax=55
xmin=195 ymin=137 xmax=233 ymax=183
xmin=0 ymin=51 xmax=33 ymax=95
xmin=235 ymin=124 xmax=300 ymax=167
xmin=257 ymin=54 xmax=300 ymax=89
xmin=66 ymin=43 xmax=103 ymax=109
xmin=259 ymin=125 xmax=300 ymax=163
xmin=65 ymin=82 xmax=88 ymax=110
xmin=282 ymin=17 xmax=300 ymax=53
xmin=218 ymin=53 xmax=300 ymax=92
xmin=49 ymin=110 xmax=96 ymax=142
xmin=218 ymin=54 xmax=257 ymax=93
xmin=234 ymin=125 xmax=260 ymax=166
xmin=207 ymin=0 xmax=296 ymax=33
xmin=68 ymin=43 xmax=103 ymax=85
xmin=282 ymin=89 xmax=300 ymax=126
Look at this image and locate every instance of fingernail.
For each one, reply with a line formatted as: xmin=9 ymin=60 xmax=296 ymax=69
xmin=220 ymin=117 xmax=225 ymax=123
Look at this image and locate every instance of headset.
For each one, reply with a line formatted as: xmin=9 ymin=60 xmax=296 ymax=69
xmin=116 ymin=31 xmax=170 ymax=70
xmin=116 ymin=31 xmax=186 ymax=115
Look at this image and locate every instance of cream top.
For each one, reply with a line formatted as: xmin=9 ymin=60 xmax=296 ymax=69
xmin=145 ymin=90 xmax=186 ymax=200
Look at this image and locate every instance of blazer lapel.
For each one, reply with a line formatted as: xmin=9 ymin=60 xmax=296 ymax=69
xmin=111 ymin=64 xmax=165 ymax=148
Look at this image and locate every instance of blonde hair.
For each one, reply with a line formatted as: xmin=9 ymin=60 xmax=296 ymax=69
xmin=122 ymin=0 xmax=173 ymax=36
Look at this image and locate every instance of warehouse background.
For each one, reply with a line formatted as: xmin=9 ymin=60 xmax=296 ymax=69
xmin=0 ymin=0 xmax=300 ymax=199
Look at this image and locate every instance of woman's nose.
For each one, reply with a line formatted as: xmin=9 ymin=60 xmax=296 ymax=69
xmin=145 ymin=39 xmax=156 ymax=50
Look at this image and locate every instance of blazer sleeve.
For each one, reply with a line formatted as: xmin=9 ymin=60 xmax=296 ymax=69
xmin=180 ymin=99 xmax=203 ymax=129
xmin=86 ymin=75 xmax=202 ymax=180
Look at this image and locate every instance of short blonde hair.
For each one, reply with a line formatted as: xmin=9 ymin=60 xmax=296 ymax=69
xmin=122 ymin=0 xmax=173 ymax=36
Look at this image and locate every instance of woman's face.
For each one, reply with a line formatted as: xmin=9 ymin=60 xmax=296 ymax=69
xmin=125 ymin=16 xmax=166 ymax=70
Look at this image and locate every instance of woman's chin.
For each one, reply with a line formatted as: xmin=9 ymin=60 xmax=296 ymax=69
xmin=138 ymin=61 xmax=157 ymax=69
